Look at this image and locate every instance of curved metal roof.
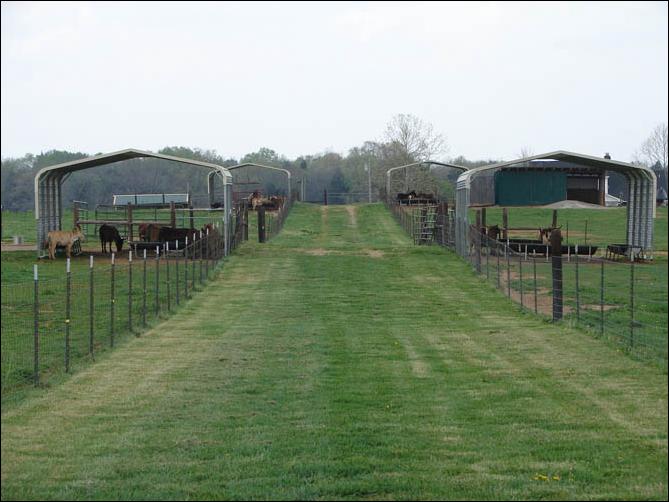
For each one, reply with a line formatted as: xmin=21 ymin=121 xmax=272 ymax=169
xmin=457 ymin=150 xmax=655 ymax=186
xmin=35 ymin=147 xmax=232 ymax=183
xmin=34 ymin=148 xmax=233 ymax=215
xmin=226 ymin=162 xmax=291 ymax=177
xmin=386 ymin=160 xmax=468 ymax=196
xmin=386 ymin=160 xmax=468 ymax=176
xmin=221 ymin=162 xmax=292 ymax=194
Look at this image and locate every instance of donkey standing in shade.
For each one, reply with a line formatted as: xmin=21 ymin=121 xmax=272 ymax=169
xmin=46 ymin=225 xmax=85 ymax=259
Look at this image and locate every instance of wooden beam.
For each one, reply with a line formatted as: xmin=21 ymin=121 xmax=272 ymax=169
xmin=502 ymin=208 xmax=508 ymax=240
xmin=127 ymin=204 xmax=133 ymax=242
xmin=73 ymin=201 xmax=79 ymax=227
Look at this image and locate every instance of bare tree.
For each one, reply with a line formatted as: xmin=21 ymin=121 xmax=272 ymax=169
xmin=517 ymin=146 xmax=535 ymax=159
xmin=638 ymin=123 xmax=668 ymax=170
xmin=382 ymin=114 xmax=448 ymax=195
xmin=384 ymin=114 xmax=447 ymax=162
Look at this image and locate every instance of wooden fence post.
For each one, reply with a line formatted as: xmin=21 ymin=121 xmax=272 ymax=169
xmin=127 ymin=203 xmax=134 ymax=243
xmin=73 ymin=201 xmax=80 ymax=228
xmin=258 ymin=207 xmax=266 ymax=243
xmin=502 ymin=208 xmax=508 ymax=241
xmin=243 ymin=204 xmax=249 ymax=241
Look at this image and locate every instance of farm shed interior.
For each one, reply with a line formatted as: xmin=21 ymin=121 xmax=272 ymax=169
xmin=34 ymin=148 xmax=233 ymax=258
xmin=455 ymin=151 xmax=657 ymax=257
xmin=386 ymin=161 xmax=468 ymax=202
xmin=210 ymin=163 xmax=292 ymax=203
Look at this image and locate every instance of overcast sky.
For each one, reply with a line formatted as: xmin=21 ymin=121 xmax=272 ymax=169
xmin=2 ymin=1 xmax=667 ymax=163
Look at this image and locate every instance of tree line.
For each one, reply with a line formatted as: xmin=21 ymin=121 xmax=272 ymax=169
xmin=1 ymin=116 xmax=666 ymax=211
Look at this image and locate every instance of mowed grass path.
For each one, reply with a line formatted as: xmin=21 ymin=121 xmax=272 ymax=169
xmin=1 ymin=204 xmax=667 ymax=500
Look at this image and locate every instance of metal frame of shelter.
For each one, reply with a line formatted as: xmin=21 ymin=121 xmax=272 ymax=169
xmin=208 ymin=163 xmax=291 ymax=202
xmin=386 ymin=160 xmax=468 ymax=199
xmin=34 ymin=148 xmax=233 ymax=258
xmin=454 ymin=150 xmax=657 ymax=257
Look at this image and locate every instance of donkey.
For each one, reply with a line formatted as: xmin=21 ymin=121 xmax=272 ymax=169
xmin=46 ymin=225 xmax=85 ymax=259
xmin=99 ymin=224 xmax=124 ymax=253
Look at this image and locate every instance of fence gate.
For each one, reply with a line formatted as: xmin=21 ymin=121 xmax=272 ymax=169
xmin=413 ymin=205 xmax=438 ymax=245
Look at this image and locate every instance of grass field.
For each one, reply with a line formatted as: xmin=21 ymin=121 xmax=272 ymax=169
xmin=469 ymin=206 xmax=668 ymax=251
xmin=1 ymin=203 xmax=667 ymax=500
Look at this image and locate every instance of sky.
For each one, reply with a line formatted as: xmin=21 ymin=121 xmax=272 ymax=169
xmin=1 ymin=1 xmax=667 ymax=163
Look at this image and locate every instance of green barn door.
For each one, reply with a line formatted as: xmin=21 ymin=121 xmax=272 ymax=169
xmin=495 ymin=171 xmax=567 ymax=206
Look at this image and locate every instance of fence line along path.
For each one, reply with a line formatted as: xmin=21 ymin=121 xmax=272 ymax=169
xmin=1 ymin=203 xmax=667 ymax=501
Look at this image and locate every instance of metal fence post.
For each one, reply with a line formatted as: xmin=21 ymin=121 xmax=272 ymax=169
xmin=475 ymin=231 xmax=482 ymax=274
xmin=533 ymin=257 xmax=538 ymax=314
xmin=184 ymin=236 xmax=189 ymax=299
xmin=33 ymin=264 xmax=39 ymax=386
xmin=243 ymin=204 xmax=249 ymax=241
xmin=205 ymin=229 xmax=210 ymax=279
xmin=497 ymin=245 xmax=500 ymax=289
xmin=65 ymin=259 xmax=71 ymax=373
xmin=506 ymin=248 xmax=511 ymax=298
xmin=630 ymin=260 xmax=635 ymax=348
xmin=128 ymin=251 xmax=133 ymax=334
xmin=166 ymin=243 xmax=171 ymax=312
xmin=600 ymin=259 xmax=605 ymax=337
xmin=519 ymin=252 xmax=523 ymax=309
xmin=475 ymin=212 xmax=482 ymax=274
xmin=486 ymin=237 xmax=490 ymax=280
xmin=155 ymin=246 xmax=160 ymax=317
xmin=199 ymin=230 xmax=204 ymax=285
xmin=551 ymin=230 xmax=563 ymax=321
xmin=575 ymin=245 xmax=580 ymax=323
xmin=191 ymin=237 xmax=196 ymax=291
xmin=89 ymin=255 xmax=94 ymax=357
xmin=110 ymin=253 xmax=115 ymax=347
xmin=142 ymin=249 xmax=147 ymax=327
xmin=175 ymin=240 xmax=180 ymax=306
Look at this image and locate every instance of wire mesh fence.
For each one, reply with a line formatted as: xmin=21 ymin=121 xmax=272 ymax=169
xmin=264 ymin=196 xmax=294 ymax=241
xmin=465 ymin=229 xmax=667 ymax=364
xmin=1 ymin=229 xmax=227 ymax=394
xmin=1 ymin=196 xmax=288 ymax=394
xmin=387 ymin=200 xmax=668 ymax=365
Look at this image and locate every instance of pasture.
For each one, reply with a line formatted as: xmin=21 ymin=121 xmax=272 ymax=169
xmin=469 ymin=206 xmax=669 ymax=252
xmin=1 ymin=203 xmax=667 ymax=500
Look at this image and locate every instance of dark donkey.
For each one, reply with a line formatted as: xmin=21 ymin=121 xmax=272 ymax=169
xmin=99 ymin=224 xmax=124 ymax=253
